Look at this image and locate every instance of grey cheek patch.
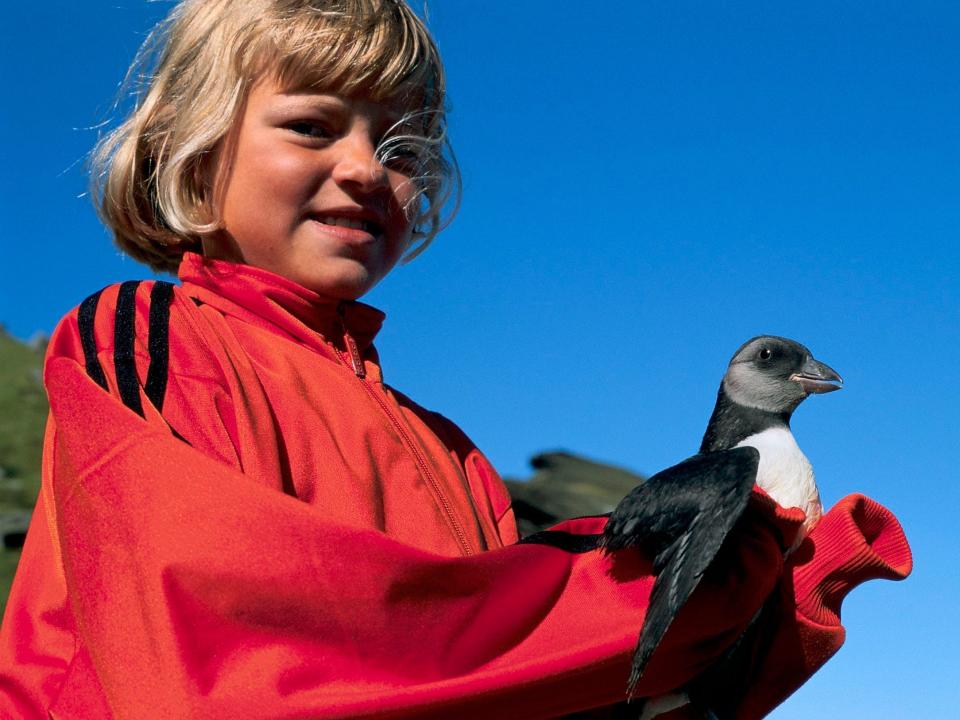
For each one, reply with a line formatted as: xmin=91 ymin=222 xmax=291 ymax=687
xmin=723 ymin=366 xmax=788 ymax=412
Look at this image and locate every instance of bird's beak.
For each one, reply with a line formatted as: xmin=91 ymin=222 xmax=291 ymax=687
xmin=790 ymin=356 xmax=843 ymax=394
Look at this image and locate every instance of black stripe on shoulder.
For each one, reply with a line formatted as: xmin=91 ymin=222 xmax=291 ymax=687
xmin=517 ymin=530 xmax=604 ymax=554
xmin=114 ymin=280 xmax=143 ymax=417
xmin=78 ymin=289 xmax=109 ymax=390
xmin=144 ymin=281 xmax=175 ymax=413
xmin=170 ymin=425 xmax=192 ymax=446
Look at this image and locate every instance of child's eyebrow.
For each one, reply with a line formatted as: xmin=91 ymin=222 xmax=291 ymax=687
xmin=271 ymin=93 xmax=348 ymax=113
xmin=270 ymin=93 xmax=405 ymax=126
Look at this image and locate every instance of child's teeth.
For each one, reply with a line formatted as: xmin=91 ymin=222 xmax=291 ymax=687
xmin=322 ymin=216 xmax=366 ymax=230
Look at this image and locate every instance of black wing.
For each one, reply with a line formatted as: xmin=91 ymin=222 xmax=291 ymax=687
xmin=602 ymin=446 xmax=760 ymax=698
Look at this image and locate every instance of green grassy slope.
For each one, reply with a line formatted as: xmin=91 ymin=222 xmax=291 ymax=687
xmin=0 ymin=328 xmax=47 ymax=617
xmin=0 ymin=328 xmax=47 ymax=507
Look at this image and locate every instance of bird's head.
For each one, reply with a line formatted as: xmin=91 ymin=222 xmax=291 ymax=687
xmin=722 ymin=336 xmax=843 ymax=414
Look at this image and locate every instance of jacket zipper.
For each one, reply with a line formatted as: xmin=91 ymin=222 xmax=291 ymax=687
xmin=335 ymin=306 xmax=473 ymax=556
xmin=341 ymin=325 xmax=366 ymax=379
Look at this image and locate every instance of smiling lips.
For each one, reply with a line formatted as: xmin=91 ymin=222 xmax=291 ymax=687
xmin=308 ymin=213 xmax=384 ymax=241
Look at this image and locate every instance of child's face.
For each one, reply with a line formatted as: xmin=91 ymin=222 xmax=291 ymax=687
xmin=205 ymin=75 xmax=417 ymax=300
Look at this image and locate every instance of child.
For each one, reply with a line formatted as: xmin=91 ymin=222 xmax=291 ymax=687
xmin=0 ymin=1 xmax=910 ymax=717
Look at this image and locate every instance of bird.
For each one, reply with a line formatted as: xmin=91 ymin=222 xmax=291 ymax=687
xmin=602 ymin=335 xmax=842 ymax=703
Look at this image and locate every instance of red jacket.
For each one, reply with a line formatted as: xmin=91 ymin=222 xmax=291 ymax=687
xmin=0 ymin=253 xmax=912 ymax=719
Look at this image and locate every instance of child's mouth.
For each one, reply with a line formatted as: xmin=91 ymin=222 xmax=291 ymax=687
xmin=308 ymin=214 xmax=384 ymax=240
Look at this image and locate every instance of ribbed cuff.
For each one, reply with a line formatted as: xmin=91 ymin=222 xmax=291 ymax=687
xmin=790 ymin=493 xmax=913 ymax=627
xmin=747 ymin=486 xmax=808 ymax=552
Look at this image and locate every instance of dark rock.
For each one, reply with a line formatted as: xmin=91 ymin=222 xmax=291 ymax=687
xmin=0 ymin=510 xmax=31 ymax=549
xmin=504 ymin=451 xmax=645 ymax=537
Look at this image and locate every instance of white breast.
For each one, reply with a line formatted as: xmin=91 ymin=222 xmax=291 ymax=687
xmin=735 ymin=427 xmax=822 ymax=533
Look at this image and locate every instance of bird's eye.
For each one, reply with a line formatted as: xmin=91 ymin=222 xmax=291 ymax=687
xmin=759 ymin=347 xmax=772 ymax=360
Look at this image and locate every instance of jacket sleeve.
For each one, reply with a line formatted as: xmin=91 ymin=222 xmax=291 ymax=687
xmin=31 ymin=354 xmax=781 ymax=719
xmin=0 ymin=284 xmax=242 ymax=719
xmin=0 ymin=443 xmax=76 ymax=720
xmin=417 ymin=417 xmax=913 ymax=720
xmin=35 ymin=355 xmax=910 ymax=720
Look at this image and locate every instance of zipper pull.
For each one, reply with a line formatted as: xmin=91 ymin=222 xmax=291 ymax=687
xmin=338 ymin=304 xmax=366 ymax=379
xmin=344 ymin=330 xmax=366 ymax=379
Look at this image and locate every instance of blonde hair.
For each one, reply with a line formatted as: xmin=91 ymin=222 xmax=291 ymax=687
xmin=91 ymin=0 xmax=458 ymax=273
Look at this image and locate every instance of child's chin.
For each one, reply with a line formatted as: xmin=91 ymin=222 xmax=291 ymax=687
xmin=299 ymin=268 xmax=377 ymax=301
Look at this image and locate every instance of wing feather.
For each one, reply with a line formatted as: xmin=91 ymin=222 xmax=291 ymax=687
xmin=602 ymin=447 xmax=760 ymax=697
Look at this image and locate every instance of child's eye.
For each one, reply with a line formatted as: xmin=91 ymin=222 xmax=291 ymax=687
xmin=377 ymin=139 xmax=424 ymax=175
xmin=383 ymin=149 xmax=421 ymax=174
xmin=285 ymin=121 xmax=332 ymax=140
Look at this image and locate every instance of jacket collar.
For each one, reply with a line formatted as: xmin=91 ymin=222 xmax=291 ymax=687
xmin=177 ymin=252 xmax=385 ymax=357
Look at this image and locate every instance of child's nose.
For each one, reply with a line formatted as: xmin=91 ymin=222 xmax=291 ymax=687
xmin=331 ymin=131 xmax=389 ymax=192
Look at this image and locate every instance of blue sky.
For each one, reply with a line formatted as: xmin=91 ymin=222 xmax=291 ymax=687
xmin=1 ymin=1 xmax=958 ymax=716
